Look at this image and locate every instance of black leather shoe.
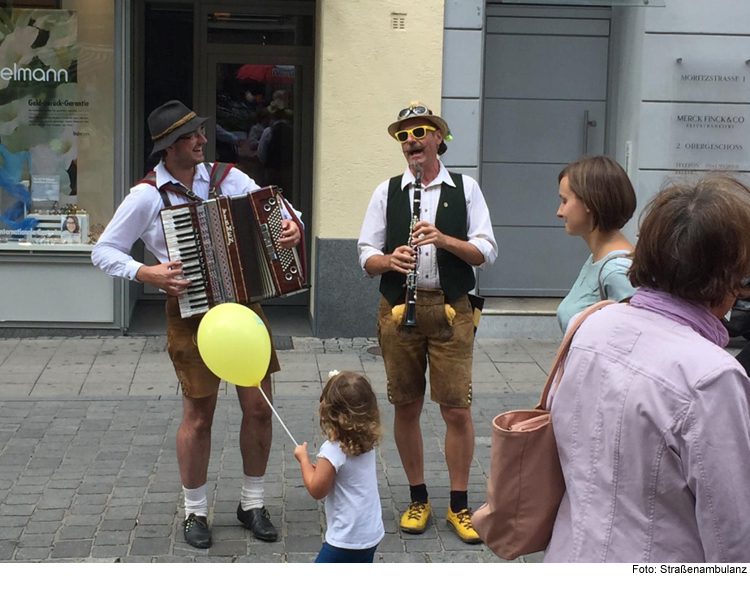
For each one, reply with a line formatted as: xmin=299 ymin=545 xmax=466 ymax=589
xmin=236 ymin=504 xmax=279 ymax=542
xmin=183 ymin=513 xmax=212 ymax=548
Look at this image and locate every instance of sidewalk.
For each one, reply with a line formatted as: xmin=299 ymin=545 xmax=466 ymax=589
xmin=0 ymin=334 xmax=742 ymax=563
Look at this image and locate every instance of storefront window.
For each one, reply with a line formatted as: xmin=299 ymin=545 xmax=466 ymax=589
xmin=0 ymin=0 xmax=114 ymax=251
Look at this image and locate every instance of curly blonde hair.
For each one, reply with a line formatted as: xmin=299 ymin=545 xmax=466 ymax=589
xmin=319 ymin=371 xmax=382 ymax=456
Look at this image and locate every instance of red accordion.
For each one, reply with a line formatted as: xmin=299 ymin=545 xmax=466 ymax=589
xmin=160 ymin=186 xmax=306 ymax=318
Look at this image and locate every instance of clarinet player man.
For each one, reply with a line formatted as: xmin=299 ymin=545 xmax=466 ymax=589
xmin=92 ymin=100 xmax=301 ymax=548
xmin=357 ymin=102 xmax=497 ymax=543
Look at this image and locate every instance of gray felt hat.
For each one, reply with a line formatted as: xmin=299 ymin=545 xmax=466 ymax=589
xmin=148 ymin=100 xmax=209 ymax=156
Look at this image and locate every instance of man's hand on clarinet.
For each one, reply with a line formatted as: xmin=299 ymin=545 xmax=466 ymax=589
xmin=411 ymin=221 xmax=446 ymax=249
xmin=388 ymin=245 xmax=416 ymax=275
xmin=279 ymin=218 xmax=301 ymax=249
xmin=136 ymin=261 xmax=190 ymax=297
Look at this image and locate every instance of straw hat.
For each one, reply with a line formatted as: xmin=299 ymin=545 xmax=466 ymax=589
xmin=386 ymin=101 xmax=450 ymax=139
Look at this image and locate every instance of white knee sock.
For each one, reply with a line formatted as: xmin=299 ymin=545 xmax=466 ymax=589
xmin=240 ymin=475 xmax=265 ymax=511
xmin=183 ymin=484 xmax=208 ymax=519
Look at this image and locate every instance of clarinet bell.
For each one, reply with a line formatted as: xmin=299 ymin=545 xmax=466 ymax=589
xmin=402 ymin=303 xmax=417 ymax=327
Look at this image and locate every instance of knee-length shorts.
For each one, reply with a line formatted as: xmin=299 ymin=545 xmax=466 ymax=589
xmin=377 ymin=290 xmax=474 ymax=408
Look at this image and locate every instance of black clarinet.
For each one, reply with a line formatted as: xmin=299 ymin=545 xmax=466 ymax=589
xmin=402 ymin=166 xmax=422 ymax=327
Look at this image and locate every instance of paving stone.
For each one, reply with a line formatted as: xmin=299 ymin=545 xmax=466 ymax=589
xmin=58 ymin=526 xmax=98 ymax=540
xmin=104 ymin=506 xmax=140 ymax=520
xmin=2 ymin=494 xmax=41 ymax=506
xmin=235 ymin=553 xmax=285 ymax=563
xmin=14 ymin=546 xmax=51 ymax=561
xmin=283 ymin=552 xmax=315 ymax=563
xmin=206 ymin=540 xmax=247 ymax=556
xmin=28 ymin=509 xmax=65 ymax=522
xmin=0 ymin=527 xmax=23 ymax=541
xmin=50 ymin=540 xmax=92 ymax=559
xmin=70 ymin=503 xmax=107 ymax=516
xmin=132 ymin=524 xmax=172 ymax=538
xmin=37 ymin=493 xmax=75 ymax=510
xmin=284 ymin=535 xmax=322 ymax=553
xmin=130 ymin=537 xmax=171 ymax=556
xmin=64 ymin=514 xmax=101 ymax=527
xmin=195 ymin=555 xmax=234 ymax=562
xmin=135 ymin=514 xmax=174 ymax=526
xmin=0 ymin=540 xmax=16 ymax=560
xmin=94 ymin=531 xmax=132 ymax=546
xmin=77 ymin=482 xmax=114 ymax=495
xmin=404 ymin=537 xmax=444 ymax=553
xmin=427 ymin=550 xmax=484 ymax=563
xmin=0 ymin=504 xmax=35 ymax=517
xmin=91 ymin=545 xmax=129 ymax=559
xmin=17 ymin=533 xmax=55 ymax=547
xmin=99 ymin=519 xmax=137 ymax=532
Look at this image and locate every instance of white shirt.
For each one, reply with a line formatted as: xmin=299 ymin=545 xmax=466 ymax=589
xmin=92 ymin=161 xmax=299 ymax=281
xmin=357 ymin=162 xmax=498 ymax=288
xmin=317 ymin=440 xmax=385 ymax=550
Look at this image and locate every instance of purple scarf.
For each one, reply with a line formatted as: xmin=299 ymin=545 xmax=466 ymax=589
xmin=629 ymin=287 xmax=729 ymax=348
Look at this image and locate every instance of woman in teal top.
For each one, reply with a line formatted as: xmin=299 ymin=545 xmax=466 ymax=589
xmin=556 ymin=156 xmax=637 ymax=332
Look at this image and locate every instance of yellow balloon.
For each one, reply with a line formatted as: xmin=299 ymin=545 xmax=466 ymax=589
xmin=196 ymin=303 xmax=271 ymax=387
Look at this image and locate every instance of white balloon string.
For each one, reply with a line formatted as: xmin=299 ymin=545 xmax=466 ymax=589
xmin=258 ymin=385 xmax=299 ymax=447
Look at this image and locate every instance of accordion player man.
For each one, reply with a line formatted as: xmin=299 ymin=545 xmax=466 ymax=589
xmin=92 ymin=100 xmax=302 ymax=549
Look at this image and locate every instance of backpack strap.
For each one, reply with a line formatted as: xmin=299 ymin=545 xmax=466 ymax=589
xmin=597 ymin=253 xmax=630 ymax=300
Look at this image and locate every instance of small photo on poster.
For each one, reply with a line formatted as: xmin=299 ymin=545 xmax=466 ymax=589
xmin=61 ymin=214 xmax=82 ymax=244
xmin=31 ymin=175 xmax=61 ymax=202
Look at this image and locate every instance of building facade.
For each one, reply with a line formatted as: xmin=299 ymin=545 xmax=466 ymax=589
xmin=1 ymin=0 xmax=747 ymax=337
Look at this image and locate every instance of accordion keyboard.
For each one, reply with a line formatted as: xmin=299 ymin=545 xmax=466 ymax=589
xmin=161 ymin=206 xmax=213 ymax=317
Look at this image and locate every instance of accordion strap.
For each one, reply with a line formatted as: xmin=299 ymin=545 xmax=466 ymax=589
xmin=138 ymin=162 xmax=235 ymax=207
xmin=206 ymin=162 xmax=234 ymax=197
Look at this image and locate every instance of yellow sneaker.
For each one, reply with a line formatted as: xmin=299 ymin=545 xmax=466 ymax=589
xmin=446 ymin=507 xmax=482 ymax=544
xmin=399 ymin=500 xmax=431 ymax=534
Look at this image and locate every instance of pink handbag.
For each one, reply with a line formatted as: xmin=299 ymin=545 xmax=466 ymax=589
xmin=471 ymin=301 xmax=614 ymax=560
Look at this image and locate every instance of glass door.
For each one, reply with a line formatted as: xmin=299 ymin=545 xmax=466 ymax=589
xmin=210 ymin=61 xmax=299 ymax=211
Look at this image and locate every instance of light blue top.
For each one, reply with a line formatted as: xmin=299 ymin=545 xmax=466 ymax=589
xmin=556 ymin=250 xmax=635 ymax=332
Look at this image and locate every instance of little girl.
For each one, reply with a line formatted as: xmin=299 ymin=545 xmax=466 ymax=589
xmin=293 ymin=370 xmax=385 ymax=563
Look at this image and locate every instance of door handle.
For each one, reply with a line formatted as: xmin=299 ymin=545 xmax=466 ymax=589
xmin=583 ymin=110 xmax=597 ymax=155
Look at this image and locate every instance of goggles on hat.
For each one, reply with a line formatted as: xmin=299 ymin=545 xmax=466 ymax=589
xmin=398 ymin=104 xmax=430 ymax=119
xmin=394 ymin=125 xmax=437 ymax=143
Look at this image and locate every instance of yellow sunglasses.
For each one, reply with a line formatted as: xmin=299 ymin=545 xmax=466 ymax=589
xmin=395 ymin=125 xmax=437 ymax=143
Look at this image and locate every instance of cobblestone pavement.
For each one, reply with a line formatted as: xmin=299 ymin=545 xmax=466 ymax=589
xmin=0 ymin=335 xmax=742 ymax=563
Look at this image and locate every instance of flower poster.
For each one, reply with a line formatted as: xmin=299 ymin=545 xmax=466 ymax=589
xmin=0 ymin=7 xmax=79 ymax=233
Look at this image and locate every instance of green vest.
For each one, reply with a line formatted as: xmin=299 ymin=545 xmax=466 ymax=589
xmin=379 ymin=171 xmax=476 ymax=304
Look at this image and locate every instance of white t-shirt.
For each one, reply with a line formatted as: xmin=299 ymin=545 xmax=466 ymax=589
xmin=317 ymin=440 xmax=385 ymax=550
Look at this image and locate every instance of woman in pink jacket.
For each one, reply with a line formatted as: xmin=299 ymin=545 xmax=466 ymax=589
xmin=545 ymin=176 xmax=750 ymax=563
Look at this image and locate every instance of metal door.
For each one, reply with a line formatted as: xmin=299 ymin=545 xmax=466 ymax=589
xmin=479 ymin=7 xmax=611 ymax=296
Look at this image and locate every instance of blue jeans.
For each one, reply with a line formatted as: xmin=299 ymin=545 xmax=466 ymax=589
xmin=314 ymin=542 xmax=378 ymax=563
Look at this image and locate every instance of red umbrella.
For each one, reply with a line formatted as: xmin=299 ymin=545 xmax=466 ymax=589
xmin=236 ymin=64 xmax=273 ymax=82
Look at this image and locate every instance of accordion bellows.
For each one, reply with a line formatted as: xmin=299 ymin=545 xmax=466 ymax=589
xmin=160 ymin=186 xmax=306 ymax=318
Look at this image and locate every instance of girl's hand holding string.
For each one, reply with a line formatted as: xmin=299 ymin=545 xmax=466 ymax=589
xmin=294 ymin=442 xmax=336 ymax=500
xmin=294 ymin=442 xmax=311 ymax=464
